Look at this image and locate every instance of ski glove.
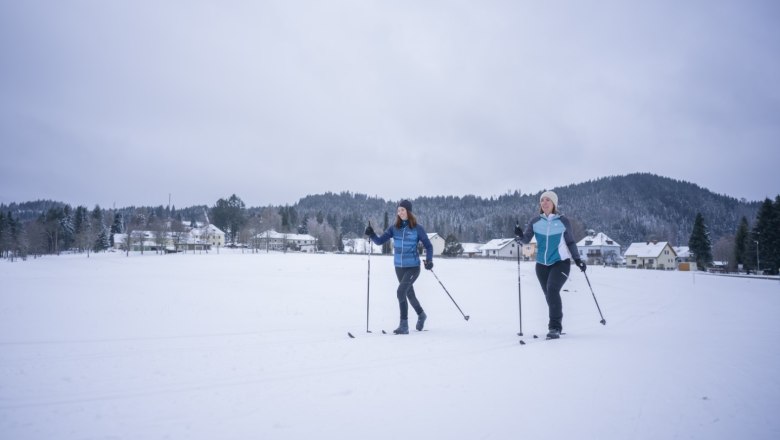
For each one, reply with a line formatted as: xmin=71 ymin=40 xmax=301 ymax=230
xmin=514 ymin=225 xmax=523 ymax=237
xmin=364 ymin=225 xmax=375 ymax=236
xmin=424 ymin=260 xmax=433 ymax=270
xmin=575 ymin=259 xmax=587 ymax=272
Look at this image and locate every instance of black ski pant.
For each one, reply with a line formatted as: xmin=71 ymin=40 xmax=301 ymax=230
xmin=535 ymin=259 xmax=571 ymax=331
xmin=395 ymin=266 xmax=423 ymax=320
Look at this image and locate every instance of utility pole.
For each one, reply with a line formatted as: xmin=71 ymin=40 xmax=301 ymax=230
xmin=754 ymin=239 xmax=760 ymax=273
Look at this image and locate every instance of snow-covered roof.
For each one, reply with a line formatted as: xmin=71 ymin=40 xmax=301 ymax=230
xmin=113 ymin=230 xmax=215 ymax=245
xmin=576 ymin=232 xmax=620 ymax=247
xmin=461 ymin=243 xmax=483 ymax=253
xmin=427 ymin=233 xmax=442 ymax=240
xmin=625 ymin=241 xmax=676 ymax=258
xmin=257 ymin=230 xmax=316 ymax=241
xmin=342 ymin=237 xmax=383 ymax=254
xmin=674 ymin=246 xmax=691 ymax=258
xmin=197 ymin=224 xmax=224 ymax=234
xmin=480 ymin=238 xmax=515 ymax=251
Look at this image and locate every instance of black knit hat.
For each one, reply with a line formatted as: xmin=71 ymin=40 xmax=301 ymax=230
xmin=398 ymin=199 xmax=412 ymax=213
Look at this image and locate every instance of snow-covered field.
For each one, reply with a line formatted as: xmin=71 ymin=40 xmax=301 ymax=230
xmin=1 ymin=250 xmax=778 ymax=440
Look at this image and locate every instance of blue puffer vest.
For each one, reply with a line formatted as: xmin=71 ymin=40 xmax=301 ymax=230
xmin=372 ymin=221 xmax=433 ymax=267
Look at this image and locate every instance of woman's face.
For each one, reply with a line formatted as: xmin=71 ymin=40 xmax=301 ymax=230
xmin=397 ymin=206 xmax=409 ymax=220
xmin=540 ymin=197 xmax=555 ymax=215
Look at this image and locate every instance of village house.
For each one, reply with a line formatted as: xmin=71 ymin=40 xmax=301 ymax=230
xmin=460 ymin=243 xmax=483 ymax=258
xmin=112 ymin=222 xmax=225 ymax=253
xmin=624 ymin=241 xmax=677 ymax=270
xmin=576 ymin=231 xmax=622 ymax=265
xmin=255 ymin=230 xmax=317 ymax=252
xmin=196 ymin=224 xmax=225 ymax=247
xmin=427 ymin=233 xmax=445 ymax=257
xmin=480 ymin=238 xmax=520 ymax=258
xmin=673 ymin=246 xmax=692 ymax=262
xmin=521 ymin=236 xmax=537 ymax=261
xmin=342 ymin=236 xmax=382 ymax=254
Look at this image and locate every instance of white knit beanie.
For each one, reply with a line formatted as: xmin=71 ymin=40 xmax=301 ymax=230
xmin=540 ymin=191 xmax=558 ymax=208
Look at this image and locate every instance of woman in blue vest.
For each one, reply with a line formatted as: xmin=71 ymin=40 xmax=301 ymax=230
xmin=365 ymin=200 xmax=434 ymax=334
xmin=515 ymin=191 xmax=586 ymax=339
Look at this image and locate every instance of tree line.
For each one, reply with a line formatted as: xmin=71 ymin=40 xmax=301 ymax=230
xmin=686 ymin=196 xmax=780 ymax=273
xmin=1 ymin=174 xmax=778 ymax=274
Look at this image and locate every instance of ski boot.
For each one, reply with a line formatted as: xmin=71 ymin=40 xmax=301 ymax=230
xmin=416 ymin=312 xmax=427 ymax=331
xmin=393 ymin=319 xmax=409 ymax=335
xmin=546 ymin=328 xmax=561 ymax=339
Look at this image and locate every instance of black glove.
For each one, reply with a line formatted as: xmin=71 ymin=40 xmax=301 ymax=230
xmin=575 ymin=259 xmax=587 ymax=272
xmin=514 ymin=225 xmax=523 ymax=237
xmin=364 ymin=225 xmax=375 ymax=236
xmin=424 ymin=260 xmax=433 ymax=270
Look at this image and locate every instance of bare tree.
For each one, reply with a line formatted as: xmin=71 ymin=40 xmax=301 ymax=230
xmin=151 ymin=216 xmax=168 ymax=254
xmin=259 ymin=206 xmax=282 ymax=232
xmin=712 ymin=235 xmax=735 ymax=266
xmin=169 ymin=217 xmax=187 ymax=253
xmin=307 ymin=218 xmax=337 ymax=251
xmin=240 ymin=215 xmax=264 ymax=253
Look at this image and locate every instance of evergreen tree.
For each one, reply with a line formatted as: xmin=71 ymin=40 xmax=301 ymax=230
xmin=732 ymin=216 xmax=750 ymax=271
xmin=688 ymin=213 xmax=713 ymax=271
xmin=94 ymin=225 xmax=111 ymax=252
xmin=0 ymin=211 xmax=6 ymax=258
xmin=59 ymin=205 xmax=75 ymax=251
xmin=73 ymin=206 xmax=88 ymax=237
xmin=0 ymin=211 xmax=23 ymax=259
xmin=298 ymin=214 xmax=309 ymax=234
xmin=5 ymin=212 xmax=27 ymax=260
xmin=773 ymin=196 xmax=780 ymax=274
xmin=110 ymin=213 xmax=124 ymax=247
xmin=279 ymin=205 xmax=290 ymax=232
xmin=751 ymin=198 xmax=780 ymax=275
xmin=211 ymin=194 xmax=247 ymax=243
xmin=443 ymin=234 xmax=464 ymax=257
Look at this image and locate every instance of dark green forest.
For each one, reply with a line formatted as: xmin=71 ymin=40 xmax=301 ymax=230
xmin=2 ymin=173 xmax=777 ymax=272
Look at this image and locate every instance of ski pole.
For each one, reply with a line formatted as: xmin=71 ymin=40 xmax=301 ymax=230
xmin=366 ymin=222 xmax=372 ymax=333
xmin=429 ymin=269 xmax=470 ymax=321
xmin=582 ymin=271 xmax=607 ymax=325
xmin=516 ymin=237 xmax=524 ymax=338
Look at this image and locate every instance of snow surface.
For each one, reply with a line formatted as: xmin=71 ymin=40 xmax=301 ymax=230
xmin=1 ymin=251 xmax=778 ymax=439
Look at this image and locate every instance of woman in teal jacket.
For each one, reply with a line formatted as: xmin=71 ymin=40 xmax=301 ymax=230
xmin=516 ymin=191 xmax=586 ymax=339
xmin=366 ymin=200 xmax=434 ymax=334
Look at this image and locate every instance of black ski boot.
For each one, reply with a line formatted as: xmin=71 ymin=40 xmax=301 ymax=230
xmin=546 ymin=328 xmax=561 ymax=339
xmin=393 ymin=319 xmax=409 ymax=335
xmin=415 ymin=312 xmax=427 ymax=331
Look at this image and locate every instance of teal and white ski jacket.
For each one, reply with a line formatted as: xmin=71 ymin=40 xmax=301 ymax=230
xmin=518 ymin=214 xmax=580 ymax=266
xmin=371 ymin=221 xmax=433 ymax=268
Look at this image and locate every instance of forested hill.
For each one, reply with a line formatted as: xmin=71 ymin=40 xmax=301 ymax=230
xmin=2 ymin=173 xmax=764 ymax=250
xmin=294 ymin=173 xmax=761 ymax=247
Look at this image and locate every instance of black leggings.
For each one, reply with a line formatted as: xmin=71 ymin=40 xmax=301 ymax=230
xmin=395 ymin=266 xmax=423 ymax=320
xmin=535 ymin=260 xmax=571 ymax=331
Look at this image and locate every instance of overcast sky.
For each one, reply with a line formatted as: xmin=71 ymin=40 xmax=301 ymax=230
xmin=1 ymin=0 xmax=778 ymax=209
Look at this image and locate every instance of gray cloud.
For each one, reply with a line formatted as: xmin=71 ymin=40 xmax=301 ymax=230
xmin=1 ymin=0 xmax=778 ymax=209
